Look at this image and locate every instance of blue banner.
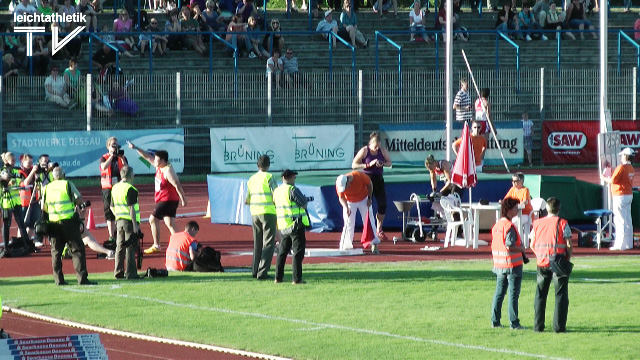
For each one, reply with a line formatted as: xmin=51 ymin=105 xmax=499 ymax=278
xmin=7 ymin=129 xmax=184 ymax=177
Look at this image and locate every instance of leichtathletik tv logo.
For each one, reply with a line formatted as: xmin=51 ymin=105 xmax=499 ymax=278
xmin=13 ymin=12 xmax=87 ymax=56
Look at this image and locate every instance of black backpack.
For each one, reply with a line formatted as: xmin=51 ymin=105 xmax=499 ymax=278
xmin=186 ymin=246 xmax=224 ymax=273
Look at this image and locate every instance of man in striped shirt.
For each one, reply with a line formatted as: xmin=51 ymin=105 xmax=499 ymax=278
xmin=453 ymin=78 xmax=472 ymax=123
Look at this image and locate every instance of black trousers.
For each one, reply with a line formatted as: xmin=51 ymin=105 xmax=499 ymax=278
xmin=115 ymin=219 xmax=140 ymax=279
xmin=534 ymin=266 xmax=569 ymax=332
xmin=275 ymin=227 xmax=306 ymax=283
xmin=3 ymin=205 xmax=28 ymax=248
xmin=49 ymin=220 xmax=89 ymax=285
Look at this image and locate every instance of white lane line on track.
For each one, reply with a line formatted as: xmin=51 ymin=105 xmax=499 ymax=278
xmin=1 ymin=306 xmax=290 ymax=360
xmin=59 ymin=288 xmax=571 ymax=360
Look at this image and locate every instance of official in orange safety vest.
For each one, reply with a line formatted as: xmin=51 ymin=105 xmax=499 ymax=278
xmin=100 ymin=137 xmax=128 ymax=243
xmin=530 ymin=197 xmax=572 ymax=333
xmin=18 ymin=154 xmax=41 ymax=245
xmin=601 ymin=147 xmax=635 ymax=250
xmin=165 ymin=221 xmax=199 ymax=271
xmin=490 ymin=197 xmax=526 ymax=330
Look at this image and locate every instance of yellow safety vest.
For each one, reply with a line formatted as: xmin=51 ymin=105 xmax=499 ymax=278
xmin=1 ymin=167 xmax=21 ymax=209
xmin=44 ymin=180 xmax=75 ymax=222
xmin=247 ymin=172 xmax=276 ymax=215
xmin=111 ymin=181 xmax=140 ymax=222
xmin=274 ymin=184 xmax=309 ymax=230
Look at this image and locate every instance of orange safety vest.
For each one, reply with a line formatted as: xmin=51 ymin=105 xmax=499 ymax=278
xmin=491 ymin=217 xmax=523 ymax=269
xmin=18 ymin=168 xmax=35 ymax=207
xmin=165 ymin=231 xmax=196 ymax=271
xmin=100 ymin=154 xmax=126 ymax=189
xmin=532 ymin=216 xmax=569 ymax=268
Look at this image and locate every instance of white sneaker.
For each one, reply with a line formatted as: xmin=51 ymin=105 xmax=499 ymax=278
xmin=542 ymin=35 xmax=548 ymax=41
xmin=248 ymin=52 xmax=257 ymax=59
xmin=525 ymin=35 xmax=532 ymax=41
xmin=34 ymin=241 xmax=44 ymax=248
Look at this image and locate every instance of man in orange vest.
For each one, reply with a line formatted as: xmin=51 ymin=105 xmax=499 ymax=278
xmin=490 ymin=197 xmax=526 ymax=330
xmin=601 ymin=147 xmax=635 ymax=250
xmin=530 ymin=197 xmax=572 ymax=333
xmin=100 ymin=137 xmax=128 ymax=243
xmin=165 ymin=221 xmax=199 ymax=271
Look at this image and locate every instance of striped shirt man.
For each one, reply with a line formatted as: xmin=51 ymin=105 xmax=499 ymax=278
xmin=453 ymin=80 xmax=472 ymax=122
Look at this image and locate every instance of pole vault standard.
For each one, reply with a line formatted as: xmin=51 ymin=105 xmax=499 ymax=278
xmin=461 ymin=49 xmax=510 ymax=173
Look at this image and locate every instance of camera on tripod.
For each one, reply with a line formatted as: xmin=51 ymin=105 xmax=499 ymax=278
xmin=0 ymin=168 xmax=17 ymax=187
xmin=35 ymin=161 xmax=59 ymax=175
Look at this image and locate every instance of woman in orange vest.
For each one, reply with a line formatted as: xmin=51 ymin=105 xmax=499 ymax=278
xmin=601 ymin=147 xmax=635 ymax=251
xmin=490 ymin=197 xmax=526 ymax=330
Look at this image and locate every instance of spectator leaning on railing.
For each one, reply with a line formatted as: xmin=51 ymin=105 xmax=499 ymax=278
xmin=45 ymin=65 xmax=77 ymax=109
xmin=316 ymin=10 xmax=339 ymax=47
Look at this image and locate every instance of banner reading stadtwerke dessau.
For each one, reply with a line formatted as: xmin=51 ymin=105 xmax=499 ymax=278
xmin=8 ymin=129 xmax=184 ymax=177
xmin=379 ymin=122 xmax=524 ymax=166
xmin=210 ymin=125 xmax=354 ymax=172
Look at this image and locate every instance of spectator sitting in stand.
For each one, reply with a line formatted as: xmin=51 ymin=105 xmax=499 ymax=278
xmin=152 ymin=0 xmax=166 ymax=12
xmin=92 ymin=75 xmax=114 ymax=116
xmin=287 ymin=0 xmax=305 ymax=12
xmin=340 ymin=0 xmax=369 ymax=49
xmin=236 ymin=0 xmax=259 ymax=23
xmin=165 ymin=0 xmax=176 ymax=13
xmin=31 ymin=35 xmax=50 ymax=76
xmin=37 ymin=0 xmax=54 ymax=28
xmin=266 ymin=50 xmax=284 ymax=88
xmin=495 ymin=2 xmax=521 ymax=40
xmin=45 ymin=65 xmax=76 ymax=109
xmin=519 ymin=2 xmax=546 ymax=41
xmin=190 ymin=0 xmax=207 ymax=12
xmin=192 ymin=4 xmax=208 ymax=30
xmin=565 ymin=0 xmax=597 ymax=40
xmin=64 ymin=57 xmax=84 ymax=107
xmin=113 ymin=9 xmax=137 ymax=51
xmin=282 ymin=48 xmax=308 ymax=89
xmin=247 ymin=15 xmax=269 ymax=59
xmin=545 ymin=2 xmax=575 ymax=40
xmin=226 ymin=15 xmax=251 ymax=56
xmin=14 ymin=0 xmax=37 ymax=26
xmin=533 ymin=0 xmax=562 ymax=28
xmin=409 ymin=0 xmax=430 ymax=43
xmin=2 ymin=54 xmax=20 ymax=84
xmin=77 ymin=0 xmax=98 ymax=32
xmin=201 ymin=0 xmax=226 ymax=32
xmin=4 ymin=22 xmax=27 ymax=66
xmin=435 ymin=0 xmax=466 ymax=42
xmin=101 ymin=24 xmax=135 ymax=58
xmin=180 ymin=5 xmax=207 ymax=55
xmin=109 ymin=80 xmax=140 ymax=117
xmin=317 ymin=10 xmax=339 ymax=47
xmin=92 ymin=44 xmax=117 ymax=71
xmin=165 ymin=10 xmax=184 ymax=51
xmin=141 ymin=18 xmax=168 ymax=57
xmin=263 ymin=18 xmax=285 ymax=55
xmin=373 ymin=0 xmax=398 ymax=19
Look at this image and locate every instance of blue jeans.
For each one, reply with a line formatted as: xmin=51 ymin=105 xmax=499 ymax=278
xmin=491 ymin=266 xmax=523 ymax=327
xmin=568 ymin=19 xmax=592 ymax=29
xmin=410 ymin=25 xmax=429 ymax=41
xmin=624 ymin=0 xmax=631 ymax=9
xmin=496 ymin=21 xmax=520 ymax=38
xmin=520 ymin=22 xmax=542 ymax=37
xmin=230 ymin=34 xmax=253 ymax=53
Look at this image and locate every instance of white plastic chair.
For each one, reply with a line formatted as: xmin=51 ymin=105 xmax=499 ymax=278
xmin=440 ymin=195 xmax=473 ymax=248
xmin=530 ymin=198 xmax=547 ymax=222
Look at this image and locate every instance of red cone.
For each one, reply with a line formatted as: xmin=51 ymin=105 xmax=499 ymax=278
xmin=86 ymin=208 xmax=96 ymax=230
xmin=360 ymin=210 xmax=375 ymax=249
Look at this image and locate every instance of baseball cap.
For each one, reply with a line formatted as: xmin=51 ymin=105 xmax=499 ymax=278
xmin=619 ymin=147 xmax=636 ymax=156
xmin=324 ymin=10 xmax=332 ymax=18
xmin=281 ymin=169 xmax=298 ymax=178
xmin=336 ymin=175 xmax=348 ymax=193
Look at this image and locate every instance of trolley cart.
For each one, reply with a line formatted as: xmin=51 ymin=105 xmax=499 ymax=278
xmin=392 ymin=193 xmax=447 ymax=244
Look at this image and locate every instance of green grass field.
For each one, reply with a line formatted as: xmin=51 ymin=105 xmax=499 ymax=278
xmin=2 ymin=257 xmax=639 ymax=359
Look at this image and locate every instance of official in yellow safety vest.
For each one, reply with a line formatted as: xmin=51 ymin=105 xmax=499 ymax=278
xmin=0 ymin=152 xmax=29 ymax=258
xmin=110 ymin=166 xmax=141 ymax=280
xmin=274 ymin=169 xmax=310 ymax=285
xmin=41 ymin=167 xmax=95 ymax=285
xmin=245 ymin=155 xmax=277 ymax=280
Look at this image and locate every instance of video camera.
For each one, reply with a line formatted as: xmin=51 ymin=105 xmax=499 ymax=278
xmin=36 ymin=161 xmax=59 ymax=175
xmin=305 ymin=196 xmax=314 ymax=202
xmin=111 ymin=144 xmax=125 ymax=157
xmin=0 ymin=168 xmax=17 ymax=188
xmin=79 ymin=200 xmax=92 ymax=210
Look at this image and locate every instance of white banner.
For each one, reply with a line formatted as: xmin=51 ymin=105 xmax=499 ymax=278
xmin=379 ymin=122 xmax=524 ymax=166
xmin=7 ymin=129 xmax=185 ymax=177
xmin=210 ymin=125 xmax=355 ymax=172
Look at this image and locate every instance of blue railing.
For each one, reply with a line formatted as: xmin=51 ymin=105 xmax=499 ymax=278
xmin=496 ymin=31 xmax=520 ymax=92
xmin=618 ymin=29 xmax=640 ymax=92
xmin=328 ymin=31 xmax=356 ymax=94
xmin=374 ymin=31 xmax=402 ymax=96
xmin=88 ymin=33 xmax=121 ymax=80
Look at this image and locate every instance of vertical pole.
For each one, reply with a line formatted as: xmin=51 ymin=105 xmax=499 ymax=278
xmin=479 ymin=0 xmax=482 ymax=18
xmin=267 ymin=72 xmax=272 ymax=125
xmin=209 ymin=34 xmax=213 ymax=80
xmin=375 ymin=32 xmax=379 ymax=76
xmin=398 ymin=48 xmax=402 ymax=97
xmin=445 ymin=0 xmax=453 ymax=163
xmin=137 ymin=0 xmax=141 ymax=30
xmin=358 ymin=70 xmax=363 ymax=149
xmin=149 ymin=44 xmax=153 ymax=83
xmin=352 ymin=48 xmax=356 ymax=96
xmin=557 ymin=31 xmax=561 ymax=76
xmin=600 ymin=0 xmax=609 ymax=134
xmin=308 ymin=2 xmax=312 ymax=31
xmin=176 ymin=72 xmax=181 ymax=125
xmin=435 ymin=32 xmax=439 ymax=80
xmin=115 ymin=52 xmax=120 ymax=82
xmin=495 ymin=33 xmax=499 ymax=78
xmin=516 ymin=48 xmax=520 ymax=94
xmin=263 ymin=0 xmax=268 ymax=31
xmin=539 ymin=68 xmax=544 ymax=116
xmin=329 ymin=32 xmax=333 ymax=81
xmin=86 ymin=74 xmax=92 ymax=131
xmin=234 ymin=50 xmax=238 ymax=98
xmin=633 ymin=67 xmax=637 ymax=121
xmin=617 ymin=32 xmax=621 ymax=76
xmin=88 ymin=36 xmax=93 ymax=77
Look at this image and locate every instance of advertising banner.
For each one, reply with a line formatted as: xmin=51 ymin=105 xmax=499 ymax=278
xmin=210 ymin=125 xmax=354 ymax=172
xmin=542 ymin=121 xmax=640 ymax=164
xmin=7 ymin=129 xmax=185 ymax=177
xmin=378 ymin=122 xmax=524 ymax=167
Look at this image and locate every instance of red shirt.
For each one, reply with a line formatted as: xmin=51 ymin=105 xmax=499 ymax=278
xmin=155 ymin=165 xmax=179 ymax=203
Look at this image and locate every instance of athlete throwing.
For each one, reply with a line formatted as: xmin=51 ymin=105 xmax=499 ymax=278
xmin=127 ymin=141 xmax=187 ymax=254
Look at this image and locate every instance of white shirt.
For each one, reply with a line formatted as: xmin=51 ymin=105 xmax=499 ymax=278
xmin=522 ymin=119 xmax=534 ymax=137
xmin=44 ymin=75 xmax=65 ymax=98
xmin=15 ymin=2 xmax=37 ymax=15
xmin=266 ymin=57 xmax=283 ymax=75
xmin=409 ymin=9 xmax=424 ymax=26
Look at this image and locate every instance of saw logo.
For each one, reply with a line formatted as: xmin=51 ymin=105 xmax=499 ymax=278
xmin=15 ymin=25 xmax=85 ymax=57
xmin=547 ymin=132 xmax=587 ymax=150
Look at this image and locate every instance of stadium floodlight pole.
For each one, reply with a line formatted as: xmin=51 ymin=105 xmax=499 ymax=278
xmin=461 ymin=49 xmax=510 ymax=173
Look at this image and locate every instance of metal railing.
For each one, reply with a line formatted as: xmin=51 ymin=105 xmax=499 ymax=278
xmin=496 ymin=31 xmax=520 ymax=93
xmin=617 ymin=29 xmax=640 ymax=92
xmin=374 ymin=31 xmax=402 ymax=96
xmin=88 ymin=33 xmax=121 ymax=79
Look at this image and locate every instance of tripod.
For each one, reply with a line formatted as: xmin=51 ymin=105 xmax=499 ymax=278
xmin=1 ymin=182 xmax=29 ymax=251
xmin=23 ymin=177 xmax=43 ymax=245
